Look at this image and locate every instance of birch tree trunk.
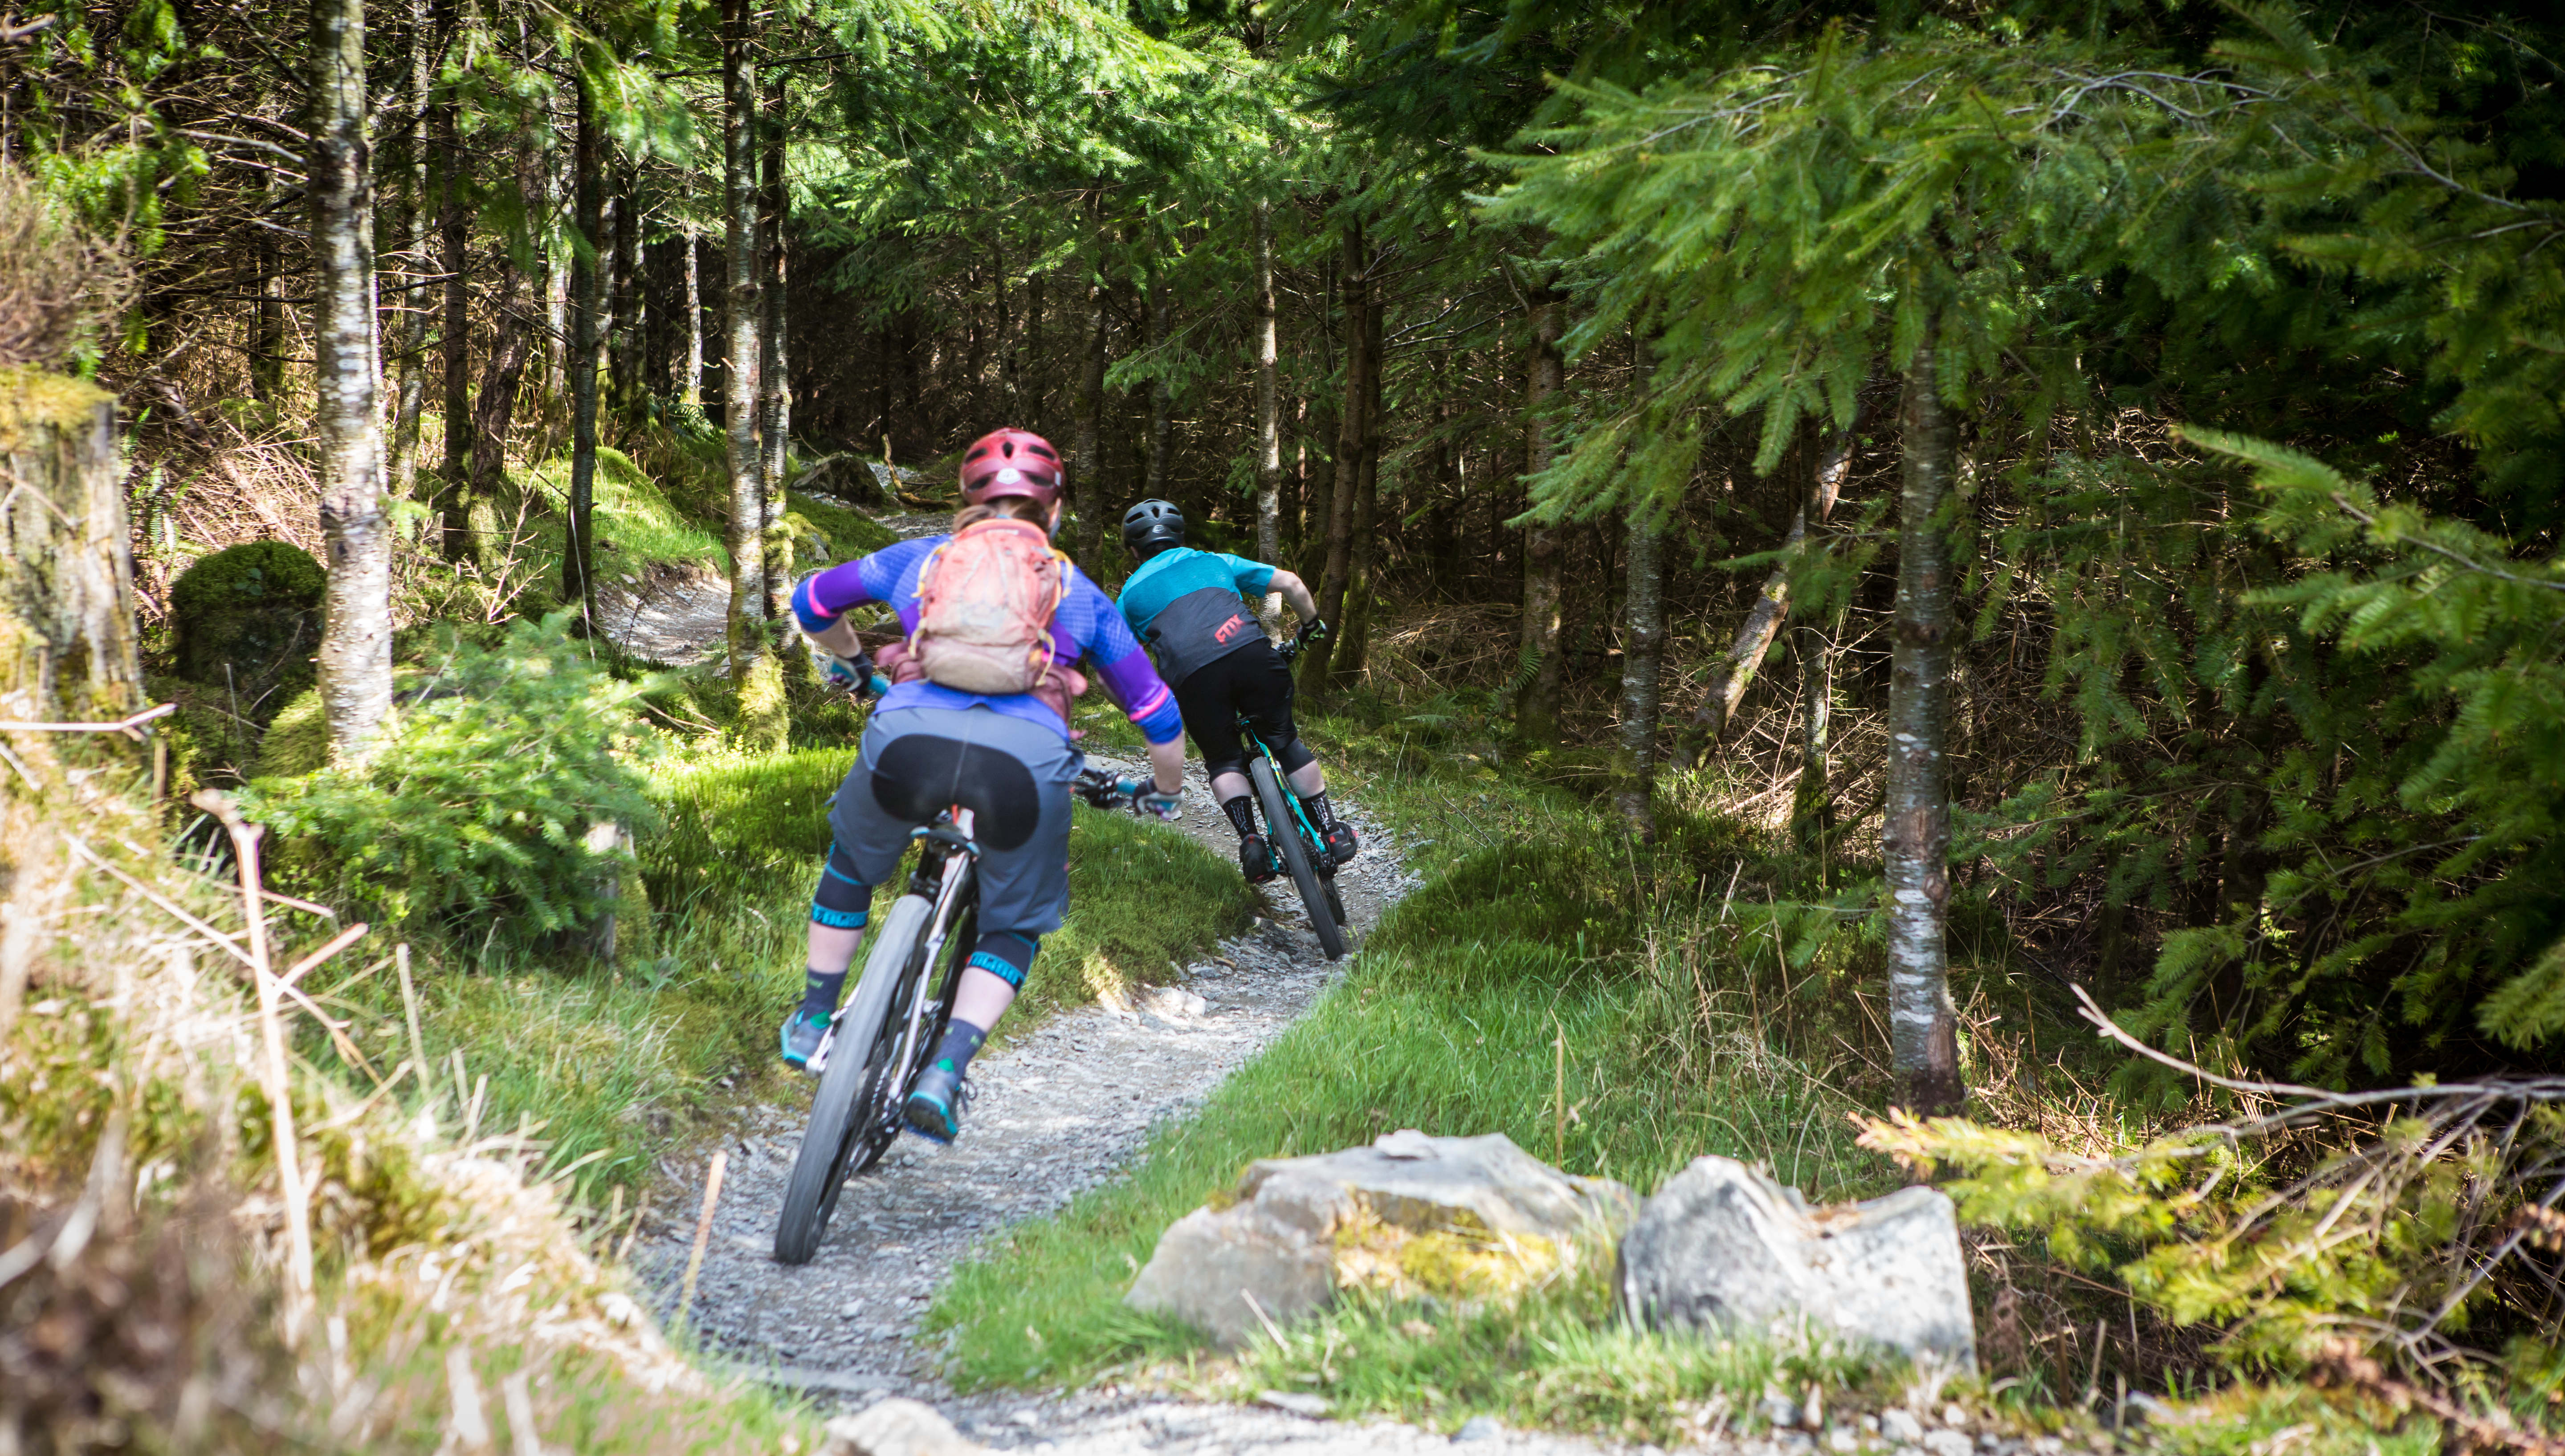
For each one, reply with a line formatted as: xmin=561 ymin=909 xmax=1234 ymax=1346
xmin=758 ymin=80 xmax=792 ymax=618
xmin=1252 ymin=198 xmax=1282 ymax=614
xmin=309 ymin=0 xmax=392 ymax=761
xmin=1885 ymin=347 xmax=1964 ymax=1115
xmin=1614 ymin=504 xmax=1666 ymax=838
xmin=719 ymin=0 xmax=766 ymax=679
xmin=1302 ymin=218 xmax=1365 ymax=698
xmin=432 ymin=0 xmax=471 ymax=562
xmin=564 ymin=78 xmax=602 ymax=622
xmin=680 ymin=224 xmax=703 ymax=410
xmin=1512 ymin=282 xmax=1565 ymax=743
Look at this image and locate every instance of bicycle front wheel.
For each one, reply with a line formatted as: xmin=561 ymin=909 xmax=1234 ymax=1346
xmin=1251 ymin=757 xmax=1345 ymax=961
xmin=775 ymin=893 xmax=933 ymax=1264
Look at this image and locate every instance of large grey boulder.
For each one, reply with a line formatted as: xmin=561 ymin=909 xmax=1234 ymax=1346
xmin=1617 ymin=1155 xmax=1975 ymax=1369
xmin=1126 ymin=1130 xmax=1633 ymax=1348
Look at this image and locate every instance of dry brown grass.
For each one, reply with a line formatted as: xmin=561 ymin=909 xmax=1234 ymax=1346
xmin=0 ymin=727 xmax=798 ymax=1452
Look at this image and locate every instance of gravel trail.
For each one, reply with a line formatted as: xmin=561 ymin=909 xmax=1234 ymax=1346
xmin=615 ymin=517 xmax=1635 ymax=1451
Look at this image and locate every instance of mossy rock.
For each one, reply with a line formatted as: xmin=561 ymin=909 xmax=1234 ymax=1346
xmin=249 ymin=688 xmax=328 ymax=779
xmin=169 ymin=541 xmax=324 ymax=712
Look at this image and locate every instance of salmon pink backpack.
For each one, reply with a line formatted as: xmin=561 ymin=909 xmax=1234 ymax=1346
xmin=905 ymin=518 xmax=1072 ymax=694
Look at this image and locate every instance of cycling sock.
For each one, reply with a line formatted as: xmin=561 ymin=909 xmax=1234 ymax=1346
xmin=925 ymin=1019 xmax=989 ymax=1080
xmin=798 ymin=967 xmax=847 ymax=1019
xmin=966 ymin=930 xmax=1040 ymax=989
xmin=1220 ymin=795 xmax=1259 ymax=842
xmin=1304 ymin=790 xmax=1339 ymax=832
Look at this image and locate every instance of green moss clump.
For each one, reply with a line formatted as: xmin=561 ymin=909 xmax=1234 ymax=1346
xmin=249 ymin=687 xmax=328 ymax=778
xmin=168 ymin=540 xmax=325 ymax=712
xmin=0 ymin=367 xmax=113 ymax=452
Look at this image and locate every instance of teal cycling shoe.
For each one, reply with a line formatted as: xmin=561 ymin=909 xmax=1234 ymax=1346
xmin=904 ymin=1060 xmax=968 ymax=1143
xmin=779 ymin=1008 xmax=832 ymax=1071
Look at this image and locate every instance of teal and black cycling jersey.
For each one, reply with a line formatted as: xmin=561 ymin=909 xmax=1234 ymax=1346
xmin=1113 ymin=546 xmax=1277 ymax=688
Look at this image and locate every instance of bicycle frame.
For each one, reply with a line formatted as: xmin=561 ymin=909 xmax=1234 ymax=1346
xmin=1237 ymin=720 xmax=1333 ymax=877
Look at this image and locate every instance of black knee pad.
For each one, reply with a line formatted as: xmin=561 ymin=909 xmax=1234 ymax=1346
xmin=811 ymin=842 xmax=873 ymax=929
xmin=964 ymin=930 xmax=1040 ymax=989
xmin=1273 ymin=736 xmax=1317 ymax=776
xmin=1202 ymin=753 xmax=1250 ymax=783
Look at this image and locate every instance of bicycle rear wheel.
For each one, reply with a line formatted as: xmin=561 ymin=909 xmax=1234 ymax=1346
xmin=1251 ymin=757 xmax=1345 ymax=961
xmin=775 ymin=893 xmax=932 ymax=1264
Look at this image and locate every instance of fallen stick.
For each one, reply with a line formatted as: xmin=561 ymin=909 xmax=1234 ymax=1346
xmin=677 ymin=1151 xmax=727 ymax=1332
xmin=192 ymin=789 xmax=314 ymax=1347
xmin=0 ymin=700 xmax=178 ymax=741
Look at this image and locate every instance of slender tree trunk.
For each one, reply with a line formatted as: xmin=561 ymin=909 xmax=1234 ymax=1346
xmin=1252 ymin=199 xmax=1281 ymax=566
xmin=467 ymin=261 xmax=531 ymax=507
xmin=719 ymin=0 xmax=766 ymax=676
xmin=1066 ymin=191 xmax=1107 ymax=560
xmin=758 ymin=77 xmax=791 ymax=617
xmin=564 ymin=78 xmax=603 ymax=621
xmin=1252 ymin=198 xmax=1283 ymax=629
xmin=1075 ymin=246 xmax=1108 ymax=563
xmin=1025 ymin=268 xmax=1045 ymax=430
xmin=1337 ymin=294 xmax=1383 ymax=679
xmin=310 ymin=0 xmax=391 ymax=761
xmin=1144 ymin=273 xmax=1172 ymax=499
xmin=545 ymin=240 xmax=569 ymax=400
xmin=1303 ymin=218 xmax=1366 ymax=698
xmin=433 ymin=0 xmax=471 ymax=562
xmin=1673 ymin=404 xmax=1862 ymax=767
xmin=1790 ymin=615 xmax=1837 ymax=862
xmin=1513 ymin=282 xmax=1565 ymax=742
xmin=682 ymin=223 xmax=704 ymax=410
xmin=253 ymin=191 xmax=287 ymax=403
xmin=1791 ymin=406 xmax=1862 ymax=860
xmin=611 ymin=165 xmax=639 ymax=416
xmin=1614 ymin=504 xmax=1667 ymax=838
xmin=385 ymin=0 xmax=432 ymax=504
xmin=1885 ymin=346 xmax=1964 ymax=1115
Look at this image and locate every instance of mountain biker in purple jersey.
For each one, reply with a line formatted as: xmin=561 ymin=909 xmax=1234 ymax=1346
xmin=1113 ymin=499 xmax=1359 ymax=884
xmin=785 ymin=428 xmax=1188 ymax=1144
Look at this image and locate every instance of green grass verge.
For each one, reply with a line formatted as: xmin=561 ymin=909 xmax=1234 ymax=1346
xmin=926 ymin=803 xmax=1890 ymax=1432
xmin=329 ymin=736 xmax=1253 ymax=1214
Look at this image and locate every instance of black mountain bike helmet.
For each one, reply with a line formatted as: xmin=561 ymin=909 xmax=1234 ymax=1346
xmin=1121 ymin=498 xmax=1186 ymax=556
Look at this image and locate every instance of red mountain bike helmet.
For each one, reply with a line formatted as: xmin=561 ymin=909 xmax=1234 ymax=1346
xmin=958 ymin=428 xmax=1064 ymax=507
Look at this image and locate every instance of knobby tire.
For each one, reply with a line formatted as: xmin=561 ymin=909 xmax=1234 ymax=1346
xmin=774 ymin=894 xmax=933 ymax=1264
xmin=1251 ymin=757 xmax=1345 ymax=961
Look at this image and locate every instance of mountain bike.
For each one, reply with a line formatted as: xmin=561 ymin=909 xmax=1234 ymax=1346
xmin=773 ymin=765 xmax=1144 ymax=1265
xmin=1251 ymin=625 xmax=1351 ymax=961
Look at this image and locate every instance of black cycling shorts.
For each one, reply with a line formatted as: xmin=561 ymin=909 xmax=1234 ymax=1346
xmin=1173 ymin=640 xmax=1314 ymax=783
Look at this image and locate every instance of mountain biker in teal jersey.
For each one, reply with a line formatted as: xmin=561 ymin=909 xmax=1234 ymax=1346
xmin=1113 ymin=499 xmax=1358 ymax=883
xmin=783 ymin=429 xmax=1188 ymax=1144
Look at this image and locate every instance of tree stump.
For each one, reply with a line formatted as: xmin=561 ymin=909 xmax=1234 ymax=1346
xmin=0 ymin=368 xmax=142 ymax=733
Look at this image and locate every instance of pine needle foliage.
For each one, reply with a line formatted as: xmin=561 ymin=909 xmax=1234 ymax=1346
xmin=239 ymin=613 xmax=662 ymax=941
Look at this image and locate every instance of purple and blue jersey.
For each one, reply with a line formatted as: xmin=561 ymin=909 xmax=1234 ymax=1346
xmin=792 ymin=534 xmax=1183 ymax=745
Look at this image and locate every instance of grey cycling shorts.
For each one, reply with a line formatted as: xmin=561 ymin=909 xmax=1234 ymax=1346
xmin=827 ymin=705 xmax=1082 ymax=935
